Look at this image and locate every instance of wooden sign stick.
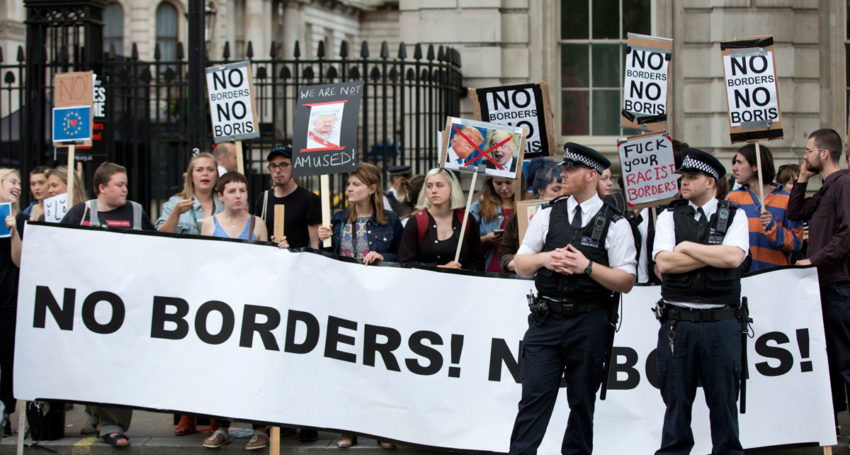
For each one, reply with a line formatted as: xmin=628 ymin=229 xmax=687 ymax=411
xmin=15 ymin=400 xmax=24 ymax=455
xmin=66 ymin=144 xmax=76 ymax=211
xmin=235 ymin=140 xmax=245 ymax=175
xmin=454 ymin=171 xmax=479 ymax=263
xmin=273 ymin=204 xmax=285 ymax=243
xmin=321 ymin=174 xmax=331 ymax=248
xmin=754 ymin=142 xmax=766 ymax=208
xmin=269 ymin=426 xmax=281 ymax=455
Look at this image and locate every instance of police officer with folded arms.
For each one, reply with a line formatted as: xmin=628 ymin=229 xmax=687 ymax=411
xmin=509 ymin=143 xmax=636 ymax=455
xmin=652 ymin=149 xmax=749 ymax=455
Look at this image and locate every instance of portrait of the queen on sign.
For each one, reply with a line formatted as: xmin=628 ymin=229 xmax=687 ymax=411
xmin=441 ymin=117 xmax=526 ymax=179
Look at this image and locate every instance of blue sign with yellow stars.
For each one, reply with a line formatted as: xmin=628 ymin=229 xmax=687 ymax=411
xmin=53 ymin=106 xmax=92 ymax=143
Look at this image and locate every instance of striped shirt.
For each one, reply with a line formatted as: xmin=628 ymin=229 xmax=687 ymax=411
xmin=726 ymin=185 xmax=802 ymax=272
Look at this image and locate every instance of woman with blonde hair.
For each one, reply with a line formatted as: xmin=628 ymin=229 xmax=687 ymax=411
xmin=397 ymin=168 xmax=483 ymax=270
xmin=0 ymin=168 xmax=21 ymax=433
xmin=45 ymin=166 xmax=87 ymax=210
xmin=157 ymin=152 xmax=223 ymax=235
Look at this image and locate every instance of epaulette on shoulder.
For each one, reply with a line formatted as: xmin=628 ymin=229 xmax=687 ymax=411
xmin=666 ymin=198 xmax=689 ymax=211
xmin=718 ymin=199 xmax=739 ymax=210
xmin=542 ymin=194 xmax=568 ymax=210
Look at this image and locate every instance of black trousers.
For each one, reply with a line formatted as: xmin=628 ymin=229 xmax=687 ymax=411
xmin=509 ymin=309 xmax=610 ymax=455
xmin=821 ymin=281 xmax=850 ymax=416
xmin=655 ymin=318 xmax=743 ymax=455
xmin=0 ymin=307 xmax=16 ymax=414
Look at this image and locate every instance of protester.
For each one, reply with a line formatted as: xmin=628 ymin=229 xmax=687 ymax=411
xmin=45 ymin=166 xmax=87 ymax=211
xmin=318 ymin=163 xmax=403 ymax=268
xmin=726 ymin=143 xmax=801 ymax=272
xmin=61 ymin=162 xmax=156 ymax=448
xmin=596 ymin=167 xmax=613 ymax=197
xmin=787 ymin=128 xmax=850 ymax=426
xmin=399 ymin=175 xmax=425 ymax=225
xmin=652 ymin=148 xmax=749 ymax=455
xmin=470 ymin=176 xmax=516 ymax=273
xmin=776 ymin=164 xmax=800 ymax=194
xmin=0 ymin=169 xmax=20 ymax=435
xmin=385 ymin=164 xmax=411 ymax=214
xmin=255 ymin=145 xmax=321 ymax=248
xmin=499 ymin=160 xmax=562 ymax=274
xmin=397 ymin=168 xmax=483 ymax=270
xmin=156 ymin=152 xmax=223 ymax=235
xmin=509 ymin=143 xmax=636 ymax=454
xmin=213 ymin=142 xmax=237 ymax=176
xmin=22 ymin=166 xmax=51 ymax=220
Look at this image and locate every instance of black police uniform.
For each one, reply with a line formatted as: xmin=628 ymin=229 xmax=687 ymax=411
xmin=509 ymin=142 xmax=633 ymax=455
xmin=654 ymin=149 xmax=747 ymax=455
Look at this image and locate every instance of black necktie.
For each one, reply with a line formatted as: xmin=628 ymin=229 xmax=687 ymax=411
xmin=697 ymin=207 xmax=708 ymax=237
xmin=572 ymin=205 xmax=582 ymax=229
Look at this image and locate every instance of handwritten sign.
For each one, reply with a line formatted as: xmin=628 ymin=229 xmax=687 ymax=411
xmin=516 ymin=198 xmax=547 ymax=244
xmin=53 ymin=71 xmax=94 ymax=146
xmin=720 ymin=36 xmax=783 ymax=143
xmin=43 ymin=193 xmax=69 ymax=222
xmin=470 ymin=82 xmax=554 ymax=159
xmin=291 ymin=81 xmax=364 ymax=177
xmin=621 ymin=33 xmax=672 ymax=132
xmin=205 ymin=61 xmax=260 ymax=142
xmin=618 ymin=132 xmax=677 ymax=210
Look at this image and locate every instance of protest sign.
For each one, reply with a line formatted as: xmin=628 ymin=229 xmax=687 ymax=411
xmin=470 ymin=82 xmax=554 ymax=159
xmin=42 ymin=193 xmax=68 ymax=223
xmin=721 ymin=36 xmax=783 ymax=143
xmin=441 ymin=117 xmax=526 ymax=179
xmin=291 ymin=82 xmax=364 ymax=178
xmin=0 ymin=203 xmax=9 ymax=238
xmin=621 ymin=34 xmax=672 ymax=132
xmin=16 ymin=224 xmax=836 ymax=453
xmin=618 ymin=132 xmax=678 ymax=210
xmin=205 ymin=61 xmax=260 ymax=143
xmin=516 ymin=198 xmax=547 ymax=243
xmin=53 ymin=71 xmax=94 ymax=204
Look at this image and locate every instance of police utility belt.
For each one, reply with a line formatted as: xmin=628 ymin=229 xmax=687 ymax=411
xmin=652 ymin=301 xmax=738 ymax=322
xmin=527 ymin=293 xmax=607 ymax=316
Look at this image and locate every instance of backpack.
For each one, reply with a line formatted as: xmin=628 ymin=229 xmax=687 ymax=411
xmin=413 ymin=209 xmax=470 ymax=248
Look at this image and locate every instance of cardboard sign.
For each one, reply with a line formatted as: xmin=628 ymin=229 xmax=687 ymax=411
xmin=205 ymin=61 xmax=261 ymax=142
xmin=0 ymin=203 xmax=10 ymax=238
xmin=618 ymin=132 xmax=678 ymax=210
xmin=441 ymin=117 xmax=526 ymax=179
xmin=621 ymin=34 xmax=672 ymax=132
xmin=470 ymin=82 xmax=554 ymax=159
xmin=516 ymin=198 xmax=547 ymax=244
xmin=292 ymin=81 xmax=364 ymax=177
xmin=43 ymin=193 xmax=69 ymax=223
xmin=720 ymin=36 xmax=783 ymax=143
xmin=53 ymin=71 xmax=94 ymax=147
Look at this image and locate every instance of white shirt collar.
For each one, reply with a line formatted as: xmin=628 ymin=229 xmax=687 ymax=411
xmin=688 ymin=197 xmax=718 ymax=218
xmin=567 ymin=194 xmax=602 ymax=220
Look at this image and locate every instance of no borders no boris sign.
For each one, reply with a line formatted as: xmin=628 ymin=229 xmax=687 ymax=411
xmin=470 ymin=82 xmax=555 ymax=159
xmin=206 ymin=60 xmax=260 ymax=142
xmin=720 ymin=36 xmax=783 ymax=143
xmin=621 ymin=34 xmax=672 ymax=133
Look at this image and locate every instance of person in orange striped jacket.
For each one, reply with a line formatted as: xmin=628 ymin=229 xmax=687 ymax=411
xmin=726 ymin=143 xmax=802 ymax=272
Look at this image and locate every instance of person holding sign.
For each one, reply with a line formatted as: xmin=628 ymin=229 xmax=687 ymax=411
xmin=788 ymin=128 xmax=850 ymax=423
xmin=45 ymin=166 xmax=87 ymax=213
xmin=726 ymin=143 xmax=801 ymax=272
xmin=397 ymin=168 xmax=483 ymax=271
xmin=255 ymin=145 xmax=321 ymax=248
xmin=0 ymin=168 xmax=21 ymax=433
xmin=652 ymin=149 xmax=749 ymax=455
xmin=509 ymin=144 xmax=635 ymax=455
xmin=156 ymin=152 xmax=224 ymax=235
xmin=470 ymin=176 xmax=516 ymax=273
xmin=317 ymin=163 xmax=403 ymax=266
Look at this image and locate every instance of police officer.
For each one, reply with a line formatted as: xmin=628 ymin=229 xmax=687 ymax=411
xmin=652 ymin=149 xmax=749 ymax=455
xmin=510 ymin=143 xmax=636 ymax=455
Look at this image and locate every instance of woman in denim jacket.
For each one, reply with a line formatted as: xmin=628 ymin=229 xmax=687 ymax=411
xmin=318 ymin=162 xmax=403 ymax=265
xmin=156 ymin=152 xmax=224 ymax=235
xmin=470 ymin=175 xmax=516 ymax=272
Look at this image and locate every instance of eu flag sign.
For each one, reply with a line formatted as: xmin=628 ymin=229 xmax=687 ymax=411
xmin=53 ymin=106 xmax=92 ymax=143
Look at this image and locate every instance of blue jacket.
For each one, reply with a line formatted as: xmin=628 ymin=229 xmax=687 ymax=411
xmin=469 ymin=199 xmax=505 ymax=267
xmin=328 ymin=208 xmax=404 ymax=262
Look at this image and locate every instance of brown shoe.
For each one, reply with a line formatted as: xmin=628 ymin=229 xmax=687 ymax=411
xmin=203 ymin=429 xmax=231 ymax=448
xmin=175 ymin=415 xmax=196 ymax=436
xmin=244 ymin=430 xmax=269 ymax=450
xmin=337 ymin=433 xmax=357 ymax=448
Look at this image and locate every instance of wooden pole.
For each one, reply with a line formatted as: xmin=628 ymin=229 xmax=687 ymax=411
xmin=66 ymin=145 xmax=75 ymax=211
xmin=454 ymin=171 xmax=479 ymax=263
xmin=235 ymin=140 xmax=245 ymax=175
xmin=754 ymin=142 xmax=765 ymax=208
xmin=273 ymin=204 xmax=285 ymax=243
xmin=269 ymin=426 xmax=281 ymax=455
xmin=15 ymin=400 xmax=24 ymax=455
xmin=321 ymin=174 xmax=331 ymax=248
xmin=823 ymin=445 xmax=832 ymax=455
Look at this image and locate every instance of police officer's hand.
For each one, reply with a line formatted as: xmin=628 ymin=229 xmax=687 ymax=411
xmin=561 ymin=244 xmax=590 ymax=275
xmin=541 ymin=247 xmax=571 ymax=274
xmin=759 ymin=210 xmax=773 ymax=230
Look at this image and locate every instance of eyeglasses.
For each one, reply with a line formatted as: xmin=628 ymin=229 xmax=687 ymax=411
xmin=804 ymin=148 xmax=821 ymax=155
xmin=268 ymin=162 xmax=291 ymax=170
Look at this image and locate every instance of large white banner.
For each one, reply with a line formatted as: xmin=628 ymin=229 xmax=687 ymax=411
xmin=15 ymin=224 xmax=835 ymax=453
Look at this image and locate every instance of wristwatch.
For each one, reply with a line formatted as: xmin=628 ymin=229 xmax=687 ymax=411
xmin=584 ymin=260 xmax=593 ymax=275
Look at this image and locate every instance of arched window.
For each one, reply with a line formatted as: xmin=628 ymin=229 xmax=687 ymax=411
xmin=103 ymin=2 xmax=124 ymax=56
xmin=156 ymin=2 xmax=178 ymax=62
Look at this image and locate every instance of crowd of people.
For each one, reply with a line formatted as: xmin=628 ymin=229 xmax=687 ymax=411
xmin=0 ymin=129 xmax=847 ymax=453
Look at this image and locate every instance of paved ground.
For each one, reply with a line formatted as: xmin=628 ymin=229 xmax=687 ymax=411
xmin=0 ymin=404 xmax=846 ymax=454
